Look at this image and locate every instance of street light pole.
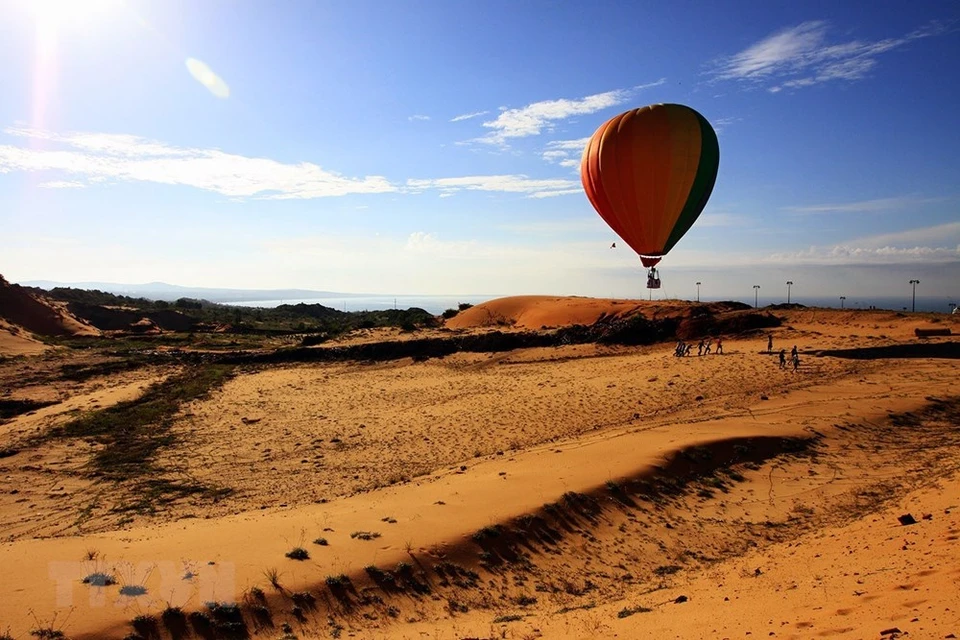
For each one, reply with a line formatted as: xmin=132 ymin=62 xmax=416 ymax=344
xmin=753 ymin=284 xmax=760 ymax=309
xmin=786 ymin=281 xmax=793 ymax=304
xmin=696 ymin=281 xmax=701 ymax=303
xmin=909 ymin=279 xmax=920 ymax=312
xmin=840 ymin=296 xmax=846 ymax=309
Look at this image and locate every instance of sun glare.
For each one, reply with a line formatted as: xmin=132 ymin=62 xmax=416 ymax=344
xmin=28 ymin=0 xmax=120 ymax=32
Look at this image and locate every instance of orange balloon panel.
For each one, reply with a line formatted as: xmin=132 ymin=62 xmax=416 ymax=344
xmin=581 ymin=104 xmax=719 ymax=265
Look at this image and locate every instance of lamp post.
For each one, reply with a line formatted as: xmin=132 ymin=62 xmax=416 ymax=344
xmin=786 ymin=281 xmax=793 ymax=304
xmin=753 ymin=285 xmax=760 ymax=309
xmin=840 ymin=296 xmax=846 ymax=309
xmin=909 ymin=279 xmax=920 ymax=312
xmin=696 ymin=281 xmax=701 ymax=303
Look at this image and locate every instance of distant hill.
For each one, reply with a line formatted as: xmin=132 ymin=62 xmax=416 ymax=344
xmin=20 ymin=280 xmax=360 ymax=303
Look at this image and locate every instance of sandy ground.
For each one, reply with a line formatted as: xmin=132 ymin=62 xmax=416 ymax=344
xmin=0 ymin=318 xmax=50 ymax=357
xmin=0 ymin=300 xmax=957 ymax=639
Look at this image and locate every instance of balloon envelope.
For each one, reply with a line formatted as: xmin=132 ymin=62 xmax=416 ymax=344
xmin=581 ymin=104 xmax=719 ymax=267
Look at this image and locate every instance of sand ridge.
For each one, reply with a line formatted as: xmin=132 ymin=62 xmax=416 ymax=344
xmin=0 ymin=299 xmax=958 ymax=639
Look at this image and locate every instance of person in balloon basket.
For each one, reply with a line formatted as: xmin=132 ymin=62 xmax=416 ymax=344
xmin=647 ymin=267 xmax=660 ymax=289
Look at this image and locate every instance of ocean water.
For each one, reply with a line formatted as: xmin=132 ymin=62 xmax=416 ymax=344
xmin=225 ymin=294 xmax=957 ymax=315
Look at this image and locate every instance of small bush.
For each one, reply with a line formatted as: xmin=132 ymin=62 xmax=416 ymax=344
xmin=264 ymin=567 xmax=283 ymax=591
xmin=350 ymin=531 xmax=380 ymax=541
xmin=82 ymin=572 xmax=116 ymax=587
xmin=131 ymin=614 xmax=159 ymax=639
xmin=325 ymin=574 xmax=351 ymax=588
xmin=285 ymin=547 xmax=309 ymax=560
xmin=617 ymin=605 xmax=652 ymax=618
xmin=472 ymin=524 xmax=502 ymax=542
xmin=492 ymin=614 xmax=523 ymax=623
xmin=291 ymin=591 xmax=316 ymax=608
xmin=312 ymin=537 xmax=328 ymax=546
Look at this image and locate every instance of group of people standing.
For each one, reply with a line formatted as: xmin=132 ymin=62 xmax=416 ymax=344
xmin=671 ymin=334 xmax=799 ymax=371
xmin=768 ymin=335 xmax=800 ymax=371
xmin=674 ymin=337 xmax=723 ymax=357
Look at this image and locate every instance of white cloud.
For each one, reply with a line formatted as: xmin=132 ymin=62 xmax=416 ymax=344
xmin=406 ymin=174 xmax=580 ymax=198
xmin=0 ymin=126 xmax=396 ymax=199
xmin=664 ymin=221 xmax=960 ymax=269
xmin=543 ymin=138 xmax=592 ymax=151
xmin=712 ymin=21 xmax=945 ymax=91
xmin=408 ymin=114 xmax=431 ymax=122
xmin=541 ymin=136 xmax=590 ymax=167
xmin=38 ymin=180 xmax=86 ymax=189
xmin=784 ymin=195 xmax=946 ymax=214
xmin=1 ymin=126 xmax=590 ymax=201
xmin=763 ymin=244 xmax=959 ymax=265
xmin=528 ymin=188 xmax=582 ymax=199
xmin=754 ymin=221 xmax=960 ymax=266
xmin=476 ymin=79 xmax=665 ymax=145
xmin=711 ymin=117 xmax=740 ymax=134
xmin=838 ymin=221 xmax=960 ymax=250
xmin=450 ymin=111 xmax=489 ymax=122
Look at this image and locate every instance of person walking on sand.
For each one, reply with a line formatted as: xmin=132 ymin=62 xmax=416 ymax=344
xmin=697 ymin=339 xmax=705 ymax=356
xmin=779 ymin=348 xmax=786 ymax=369
xmin=685 ymin=342 xmax=692 ymax=357
xmin=792 ymin=352 xmax=800 ymax=372
xmin=704 ymin=338 xmax=712 ymax=355
xmin=791 ymin=345 xmax=798 ymax=361
xmin=767 ymin=335 xmax=773 ymax=353
xmin=715 ymin=337 xmax=723 ymax=354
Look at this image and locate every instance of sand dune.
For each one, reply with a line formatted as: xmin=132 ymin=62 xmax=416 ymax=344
xmin=0 ymin=275 xmax=100 ymax=347
xmin=445 ymin=295 xmax=688 ymax=330
xmin=0 ymin=298 xmax=958 ymax=639
xmin=0 ymin=318 xmax=50 ymax=357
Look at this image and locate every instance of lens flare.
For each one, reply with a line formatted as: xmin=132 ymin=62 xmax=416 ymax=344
xmin=186 ymin=58 xmax=230 ymax=99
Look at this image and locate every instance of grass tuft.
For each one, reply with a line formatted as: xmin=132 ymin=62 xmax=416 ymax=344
xmin=350 ymin=531 xmax=380 ymax=541
xmin=285 ymin=547 xmax=309 ymax=561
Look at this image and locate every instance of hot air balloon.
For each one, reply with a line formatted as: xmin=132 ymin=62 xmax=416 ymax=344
xmin=581 ymin=103 xmax=719 ymax=290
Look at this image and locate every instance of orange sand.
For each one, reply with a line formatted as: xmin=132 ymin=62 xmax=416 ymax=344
xmin=0 ymin=298 xmax=957 ymax=639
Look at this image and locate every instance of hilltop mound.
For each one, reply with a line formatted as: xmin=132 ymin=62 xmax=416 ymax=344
xmin=0 ymin=275 xmax=100 ymax=338
xmin=445 ymin=295 xmax=676 ymax=330
xmin=445 ymin=295 xmax=756 ymax=334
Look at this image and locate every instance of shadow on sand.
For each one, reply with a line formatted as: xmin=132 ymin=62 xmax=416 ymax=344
xmin=814 ymin=341 xmax=960 ymax=360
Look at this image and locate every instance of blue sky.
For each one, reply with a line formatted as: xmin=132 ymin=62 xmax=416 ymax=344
xmin=2 ymin=0 xmax=958 ymax=303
